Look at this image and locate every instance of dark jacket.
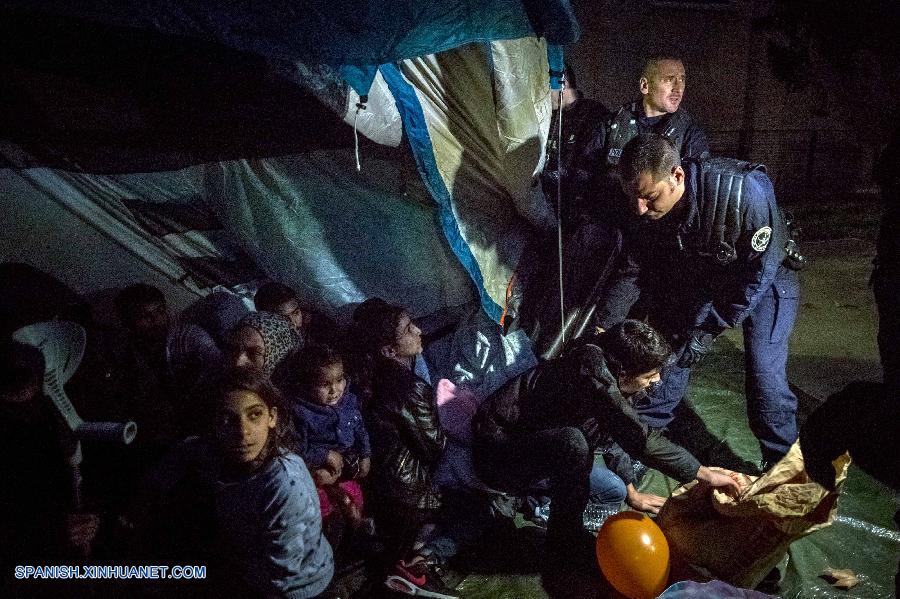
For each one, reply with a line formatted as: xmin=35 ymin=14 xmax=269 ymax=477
xmin=290 ymin=391 xmax=371 ymax=469
xmin=472 ymin=341 xmax=700 ymax=484
xmin=573 ymin=102 xmax=709 ymax=225
xmin=365 ymin=358 xmax=445 ymax=510
xmin=597 ymin=159 xmax=798 ymax=338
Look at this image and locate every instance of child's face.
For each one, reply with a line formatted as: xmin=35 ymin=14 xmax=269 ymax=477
xmin=309 ymin=362 xmax=346 ymax=406
xmin=275 ymin=299 xmax=305 ymax=333
xmin=215 ymin=389 xmax=277 ymax=463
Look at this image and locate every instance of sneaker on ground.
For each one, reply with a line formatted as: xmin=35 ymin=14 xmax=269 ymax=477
xmin=384 ymin=560 xmax=460 ymax=599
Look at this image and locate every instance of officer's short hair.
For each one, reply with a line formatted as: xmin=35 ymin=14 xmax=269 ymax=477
xmin=619 ymin=133 xmax=681 ymax=188
xmin=602 ymin=320 xmax=671 ymax=377
xmin=641 ymin=54 xmax=683 ymax=80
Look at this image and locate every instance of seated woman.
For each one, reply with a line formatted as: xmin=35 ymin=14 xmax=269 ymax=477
xmin=229 ymin=311 xmax=300 ymax=376
xmin=276 ymin=344 xmax=371 ymax=553
xmin=351 ymin=298 xmax=458 ymax=599
xmin=132 ymin=368 xmax=334 ymax=598
xmin=472 ymin=320 xmax=741 ymax=564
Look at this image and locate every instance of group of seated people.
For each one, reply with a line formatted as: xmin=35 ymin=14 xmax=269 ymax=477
xmin=1 ymin=272 xmax=743 ymax=599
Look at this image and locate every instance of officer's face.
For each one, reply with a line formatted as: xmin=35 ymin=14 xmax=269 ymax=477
xmin=628 ymin=166 xmax=686 ymax=220
xmin=640 ymin=60 xmax=686 ymax=117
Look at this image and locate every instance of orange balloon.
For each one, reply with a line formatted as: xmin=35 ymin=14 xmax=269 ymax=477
xmin=595 ymin=512 xmax=670 ymax=599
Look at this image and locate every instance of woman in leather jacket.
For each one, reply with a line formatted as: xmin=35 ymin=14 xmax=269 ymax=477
xmin=351 ymin=299 xmax=456 ymax=598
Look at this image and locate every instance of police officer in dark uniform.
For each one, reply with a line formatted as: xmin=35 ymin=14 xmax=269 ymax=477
xmin=541 ymin=63 xmax=611 ymax=229
xmin=597 ymin=134 xmax=803 ymax=468
xmin=514 ymin=65 xmax=612 ymax=350
xmin=573 ymin=55 xmax=709 ymax=221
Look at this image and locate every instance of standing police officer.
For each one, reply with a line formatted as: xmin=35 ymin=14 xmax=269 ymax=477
xmin=573 ymin=55 xmax=709 ymax=227
xmin=604 ymin=55 xmax=709 ymax=166
xmin=597 ymin=134 xmax=802 ymax=468
xmin=541 ymin=64 xmax=610 ymax=228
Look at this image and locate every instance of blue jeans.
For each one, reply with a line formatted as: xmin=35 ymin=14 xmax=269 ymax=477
xmin=589 ymin=459 xmax=627 ymax=504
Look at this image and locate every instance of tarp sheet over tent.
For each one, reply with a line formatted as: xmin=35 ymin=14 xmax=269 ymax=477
xmin=0 ymin=1 xmax=578 ymax=320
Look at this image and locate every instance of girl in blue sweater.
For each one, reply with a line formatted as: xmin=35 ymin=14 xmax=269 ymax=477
xmin=136 ymin=368 xmax=334 ymax=598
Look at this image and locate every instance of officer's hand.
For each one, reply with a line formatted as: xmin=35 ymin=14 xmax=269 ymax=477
xmin=677 ymin=329 xmax=717 ymax=368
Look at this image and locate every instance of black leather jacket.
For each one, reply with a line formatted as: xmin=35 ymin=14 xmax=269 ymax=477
xmin=472 ymin=341 xmax=700 ymax=484
xmin=365 ymin=358 xmax=445 ymax=510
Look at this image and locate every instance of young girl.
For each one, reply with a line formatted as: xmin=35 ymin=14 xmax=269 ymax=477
xmin=277 ymin=344 xmax=370 ymax=551
xmin=351 ymin=298 xmax=457 ymax=599
xmin=135 ymin=368 xmax=334 ymax=598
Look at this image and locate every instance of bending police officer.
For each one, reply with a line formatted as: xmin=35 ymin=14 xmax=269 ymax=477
xmin=597 ymin=134 xmax=803 ymax=468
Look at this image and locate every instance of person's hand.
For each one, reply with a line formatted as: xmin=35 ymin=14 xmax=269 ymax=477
xmin=341 ymin=495 xmax=364 ymax=527
xmin=66 ymin=513 xmax=100 ymax=557
xmin=358 ymin=456 xmax=371 ymax=479
xmin=324 ymin=450 xmax=343 ymax=477
xmin=314 ymin=467 xmax=340 ymax=486
xmin=696 ymin=466 xmax=743 ymax=498
xmin=677 ymin=329 xmax=717 ymax=368
xmin=625 ymin=484 xmax=666 ymax=514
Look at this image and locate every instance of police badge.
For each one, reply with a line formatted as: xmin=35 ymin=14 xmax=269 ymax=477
xmin=751 ymin=226 xmax=772 ymax=252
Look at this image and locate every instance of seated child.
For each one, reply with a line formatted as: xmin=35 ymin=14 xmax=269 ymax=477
xmin=254 ymin=282 xmax=339 ymax=347
xmin=276 ymin=344 xmax=370 ymax=549
xmin=134 ymin=367 xmax=334 ymax=598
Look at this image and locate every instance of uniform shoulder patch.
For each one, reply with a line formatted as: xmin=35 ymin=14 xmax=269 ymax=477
xmin=751 ymin=226 xmax=772 ymax=252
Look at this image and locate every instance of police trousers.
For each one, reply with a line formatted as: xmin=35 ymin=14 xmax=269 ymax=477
xmin=637 ymin=269 xmax=801 ymax=463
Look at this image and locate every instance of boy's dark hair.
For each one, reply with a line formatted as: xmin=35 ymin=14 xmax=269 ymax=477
xmin=254 ymin=282 xmax=296 ymax=313
xmin=212 ymin=367 xmax=300 ymax=456
xmin=0 ymin=339 xmax=45 ymax=398
xmin=115 ymin=283 xmax=165 ymax=323
xmin=602 ymin=320 xmax=671 ymax=378
xmin=618 ymin=133 xmax=681 ymax=190
xmin=277 ymin=344 xmax=344 ymax=393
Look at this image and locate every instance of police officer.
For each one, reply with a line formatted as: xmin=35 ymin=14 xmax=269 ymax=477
xmin=597 ymin=133 xmax=803 ymax=468
xmin=541 ymin=63 xmax=610 ymax=228
xmin=568 ymin=55 xmax=709 ymax=229
xmin=603 ymin=55 xmax=709 ymax=167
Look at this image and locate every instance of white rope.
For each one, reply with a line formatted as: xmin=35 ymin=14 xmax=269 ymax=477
xmin=556 ymin=78 xmax=566 ymax=343
xmin=353 ymin=104 xmax=363 ymax=172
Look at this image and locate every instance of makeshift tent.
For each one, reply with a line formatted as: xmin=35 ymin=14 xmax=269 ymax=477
xmin=1 ymin=1 xmax=578 ymax=323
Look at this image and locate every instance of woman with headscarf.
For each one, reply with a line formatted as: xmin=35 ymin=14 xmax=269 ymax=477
xmin=229 ymin=312 xmax=300 ymax=377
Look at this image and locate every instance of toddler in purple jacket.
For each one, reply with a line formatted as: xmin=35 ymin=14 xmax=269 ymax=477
xmin=277 ymin=345 xmax=370 ymax=545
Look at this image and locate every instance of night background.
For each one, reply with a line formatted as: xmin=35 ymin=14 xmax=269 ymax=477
xmin=1 ymin=1 xmax=898 ymax=598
